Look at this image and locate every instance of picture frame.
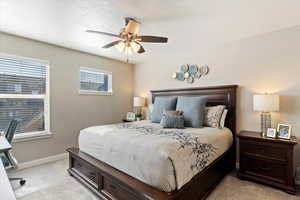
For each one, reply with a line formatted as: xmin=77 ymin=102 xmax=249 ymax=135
xmin=266 ymin=128 xmax=277 ymax=138
xmin=126 ymin=112 xmax=136 ymax=121
xmin=277 ymin=124 xmax=292 ymax=139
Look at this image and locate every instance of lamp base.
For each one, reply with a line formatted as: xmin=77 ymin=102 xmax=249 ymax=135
xmin=261 ymin=112 xmax=271 ymax=136
xmin=134 ymin=107 xmax=142 ymax=119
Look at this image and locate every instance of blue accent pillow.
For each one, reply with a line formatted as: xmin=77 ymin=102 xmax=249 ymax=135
xmin=151 ymin=97 xmax=177 ymax=123
xmin=176 ymin=96 xmax=207 ymax=128
xmin=160 ymin=110 xmax=184 ymax=129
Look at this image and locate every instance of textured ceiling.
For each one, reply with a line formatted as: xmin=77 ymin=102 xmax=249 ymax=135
xmin=1 ymin=0 xmax=300 ymax=64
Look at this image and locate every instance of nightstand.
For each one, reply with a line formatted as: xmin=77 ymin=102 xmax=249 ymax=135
xmin=237 ymin=131 xmax=297 ymax=194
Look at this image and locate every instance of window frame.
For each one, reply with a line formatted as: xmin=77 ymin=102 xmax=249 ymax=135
xmin=79 ymin=67 xmax=113 ymax=96
xmin=0 ymin=53 xmax=51 ymax=141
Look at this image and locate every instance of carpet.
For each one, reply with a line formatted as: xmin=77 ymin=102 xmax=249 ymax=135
xmin=9 ymin=159 xmax=300 ymax=200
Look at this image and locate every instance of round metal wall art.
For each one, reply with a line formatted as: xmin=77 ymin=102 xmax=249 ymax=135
xmin=184 ymin=72 xmax=190 ymax=79
xmin=199 ymin=65 xmax=209 ymax=75
xmin=194 ymin=71 xmax=202 ymax=79
xmin=172 ymin=72 xmax=177 ymax=79
xmin=187 ymin=76 xmax=194 ymax=84
xmin=180 ymin=64 xmax=189 ymax=72
xmin=173 ymin=64 xmax=209 ymax=84
xmin=189 ymin=64 xmax=198 ymax=75
xmin=177 ymin=72 xmax=185 ymax=81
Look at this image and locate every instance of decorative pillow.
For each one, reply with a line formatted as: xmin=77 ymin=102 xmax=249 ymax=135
xmin=160 ymin=110 xmax=184 ymax=129
xmin=204 ymin=105 xmax=226 ymax=128
xmin=151 ymin=97 xmax=177 ymax=123
xmin=220 ymin=109 xmax=228 ymax=128
xmin=176 ymin=96 xmax=207 ymax=128
xmin=219 ymin=109 xmax=228 ymax=128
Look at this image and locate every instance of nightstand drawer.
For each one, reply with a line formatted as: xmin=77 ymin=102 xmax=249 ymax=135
xmin=241 ymin=156 xmax=287 ymax=184
xmin=240 ymin=140 xmax=287 ymax=161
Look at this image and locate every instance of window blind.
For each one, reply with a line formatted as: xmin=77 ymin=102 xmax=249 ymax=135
xmin=80 ymin=70 xmax=105 ymax=84
xmin=0 ymin=57 xmax=46 ymax=95
xmin=80 ymin=68 xmax=111 ymax=93
xmin=0 ymin=55 xmax=48 ymax=135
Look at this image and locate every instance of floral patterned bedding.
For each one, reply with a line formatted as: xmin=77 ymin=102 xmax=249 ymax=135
xmin=79 ymin=120 xmax=233 ymax=192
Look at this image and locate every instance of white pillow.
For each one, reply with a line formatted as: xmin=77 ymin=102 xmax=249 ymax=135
xmin=204 ymin=105 xmax=226 ymax=128
xmin=219 ymin=109 xmax=228 ymax=128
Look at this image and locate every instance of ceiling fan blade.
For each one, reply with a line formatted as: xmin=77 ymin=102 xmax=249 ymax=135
xmin=86 ymin=30 xmax=121 ymax=38
xmin=136 ymin=36 xmax=168 ymax=43
xmin=102 ymin=40 xmax=122 ymax=48
xmin=138 ymin=45 xmax=145 ymax=54
xmin=134 ymin=42 xmax=145 ymax=53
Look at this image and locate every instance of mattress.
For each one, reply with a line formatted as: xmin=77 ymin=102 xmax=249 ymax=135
xmin=79 ymin=120 xmax=233 ymax=192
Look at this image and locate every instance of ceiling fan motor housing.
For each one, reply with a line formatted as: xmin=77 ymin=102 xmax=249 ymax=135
xmin=125 ymin=19 xmax=141 ymax=35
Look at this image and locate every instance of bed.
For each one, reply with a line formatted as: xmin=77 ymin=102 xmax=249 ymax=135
xmin=67 ymin=85 xmax=237 ymax=200
xmin=79 ymin=121 xmax=233 ymax=192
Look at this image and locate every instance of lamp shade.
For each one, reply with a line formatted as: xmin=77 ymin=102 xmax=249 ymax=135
xmin=253 ymin=94 xmax=279 ymax=112
xmin=133 ymin=97 xmax=145 ymax=107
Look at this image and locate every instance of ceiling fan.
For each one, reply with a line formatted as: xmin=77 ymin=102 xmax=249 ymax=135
xmin=86 ymin=18 xmax=168 ymax=55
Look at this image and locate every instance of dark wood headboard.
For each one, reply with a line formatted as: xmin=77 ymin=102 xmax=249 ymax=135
xmin=150 ymin=85 xmax=238 ymax=136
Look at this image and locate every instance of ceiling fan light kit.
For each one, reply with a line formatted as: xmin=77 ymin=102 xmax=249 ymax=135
xmin=115 ymin=41 xmax=141 ymax=55
xmin=86 ymin=17 xmax=168 ymax=60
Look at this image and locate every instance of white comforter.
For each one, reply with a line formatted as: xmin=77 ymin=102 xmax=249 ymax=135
xmin=79 ymin=120 xmax=233 ymax=192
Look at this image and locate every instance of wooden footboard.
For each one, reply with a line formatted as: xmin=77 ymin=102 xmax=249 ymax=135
xmin=67 ymin=147 xmax=235 ymax=200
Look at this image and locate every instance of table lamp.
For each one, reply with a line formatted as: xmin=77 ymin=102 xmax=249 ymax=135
xmin=133 ymin=97 xmax=145 ymax=120
xmin=253 ymin=94 xmax=279 ymax=135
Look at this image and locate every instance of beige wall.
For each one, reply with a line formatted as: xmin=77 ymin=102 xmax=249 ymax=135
xmin=0 ymin=32 xmax=134 ymax=163
xmin=134 ymin=26 xmax=300 ymax=167
xmin=2 ymin=24 xmax=300 ymax=167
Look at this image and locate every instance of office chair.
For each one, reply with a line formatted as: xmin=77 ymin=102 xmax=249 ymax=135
xmin=1 ymin=119 xmax=26 ymax=186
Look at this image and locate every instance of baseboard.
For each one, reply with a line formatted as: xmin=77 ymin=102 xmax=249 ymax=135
xmin=16 ymin=153 xmax=68 ymax=170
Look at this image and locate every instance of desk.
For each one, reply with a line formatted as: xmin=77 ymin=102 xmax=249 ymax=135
xmin=0 ymin=136 xmax=16 ymax=200
xmin=0 ymin=136 xmax=12 ymax=153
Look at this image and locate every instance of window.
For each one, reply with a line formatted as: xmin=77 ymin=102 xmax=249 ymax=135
xmin=79 ymin=67 xmax=112 ymax=95
xmin=0 ymin=54 xmax=50 ymax=140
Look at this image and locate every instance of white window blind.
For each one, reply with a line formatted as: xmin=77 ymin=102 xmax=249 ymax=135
xmin=80 ymin=67 xmax=112 ymax=95
xmin=0 ymin=54 xmax=50 ymax=138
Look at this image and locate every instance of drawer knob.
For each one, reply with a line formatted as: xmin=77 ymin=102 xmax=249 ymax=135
xmin=259 ymin=165 xmax=270 ymax=171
